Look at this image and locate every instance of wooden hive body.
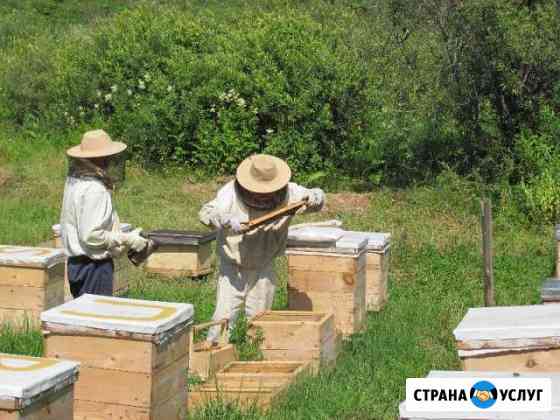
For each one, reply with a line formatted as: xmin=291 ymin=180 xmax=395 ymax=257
xmin=249 ymin=311 xmax=339 ymax=372
xmin=41 ymin=294 xmax=194 ymax=420
xmin=286 ymin=230 xmax=368 ymax=337
xmin=454 ymin=304 xmax=560 ymax=372
xmin=53 ymin=223 xmax=132 ymax=301
xmin=144 ymin=230 xmax=215 ymax=278
xmin=399 ymin=370 xmax=560 ymax=419
xmin=0 ymin=245 xmax=65 ymax=326
xmin=189 ymin=361 xmax=309 ymax=410
xmin=0 ymin=353 xmax=79 ymax=420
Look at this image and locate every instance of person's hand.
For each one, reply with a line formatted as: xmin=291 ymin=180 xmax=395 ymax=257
xmin=127 ymin=228 xmax=148 ymax=252
xmin=227 ymin=217 xmax=245 ymax=233
xmin=306 ymin=188 xmax=324 ymax=207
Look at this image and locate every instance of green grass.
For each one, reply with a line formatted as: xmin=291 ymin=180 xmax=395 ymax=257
xmin=0 ymin=132 xmax=555 ymax=419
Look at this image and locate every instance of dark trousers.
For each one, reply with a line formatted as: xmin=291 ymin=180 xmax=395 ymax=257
xmin=67 ymin=255 xmax=114 ymax=298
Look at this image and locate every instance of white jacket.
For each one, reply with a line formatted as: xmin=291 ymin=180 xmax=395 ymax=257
xmin=60 ymin=177 xmax=125 ymax=259
xmin=199 ymin=181 xmax=324 ymax=269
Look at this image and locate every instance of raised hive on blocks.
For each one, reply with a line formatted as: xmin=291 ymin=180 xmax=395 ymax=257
xmin=287 ymin=227 xmax=368 ymax=337
xmin=0 ymin=245 xmax=65 ymax=326
xmin=189 ymin=361 xmax=310 ymax=411
xmin=144 ymin=230 xmax=216 ymax=278
xmin=249 ymin=311 xmax=339 ymax=372
xmin=399 ymin=370 xmax=560 ymax=419
xmin=41 ymin=294 xmax=193 ymax=420
xmin=52 ymin=223 xmax=133 ymax=300
xmin=0 ymin=353 xmax=79 ymax=420
xmin=454 ymin=304 xmax=560 ymax=372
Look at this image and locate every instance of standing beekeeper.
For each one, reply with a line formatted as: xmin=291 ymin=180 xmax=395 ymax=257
xmin=199 ymin=154 xmax=325 ymax=344
xmin=60 ymin=129 xmax=148 ymax=298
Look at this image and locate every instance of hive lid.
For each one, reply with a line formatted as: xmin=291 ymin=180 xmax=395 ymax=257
xmin=343 ymin=231 xmax=391 ymax=251
xmin=541 ymin=278 xmax=560 ymax=300
xmin=398 ymin=370 xmax=560 ymax=419
xmin=146 ymin=229 xmax=216 ymax=245
xmin=41 ymin=294 xmax=194 ymax=336
xmin=453 ymin=305 xmax=560 ymax=348
xmin=0 ymin=354 xmax=79 ymax=405
xmin=287 ymin=227 xmax=367 ymax=254
xmin=0 ymin=245 xmax=65 ymax=269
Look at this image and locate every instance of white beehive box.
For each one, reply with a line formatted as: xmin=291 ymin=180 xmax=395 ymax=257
xmin=52 ymin=223 xmax=133 ymax=300
xmin=0 ymin=353 xmax=79 ymax=420
xmin=454 ymin=305 xmax=560 ymax=372
xmin=0 ymin=245 xmax=65 ymax=326
xmin=41 ymin=294 xmax=193 ymax=420
xmin=287 ymin=228 xmax=368 ymax=336
xmin=399 ymin=370 xmax=560 ymax=419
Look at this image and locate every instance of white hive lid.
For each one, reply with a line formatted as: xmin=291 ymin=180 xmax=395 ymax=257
xmin=0 ymin=245 xmax=65 ymax=269
xmin=0 ymin=354 xmax=79 ymax=404
xmin=343 ymin=231 xmax=391 ymax=251
xmin=453 ymin=305 xmax=560 ymax=346
xmin=287 ymin=227 xmax=345 ymax=244
xmin=399 ymin=370 xmax=560 ymax=419
xmin=287 ymin=227 xmax=367 ymax=255
xmin=41 ymin=294 xmax=194 ymax=336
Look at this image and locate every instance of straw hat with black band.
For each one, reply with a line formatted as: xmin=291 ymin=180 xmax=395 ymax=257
xmin=236 ymin=154 xmax=291 ymax=194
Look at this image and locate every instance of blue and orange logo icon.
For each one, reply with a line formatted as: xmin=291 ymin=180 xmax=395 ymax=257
xmin=470 ymin=381 xmax=498 ymax=409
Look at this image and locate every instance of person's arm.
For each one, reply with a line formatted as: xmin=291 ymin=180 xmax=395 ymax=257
xmin=199 ymin=182 xmax=238 ymax=229
xmin=77 ymin=186 xmax=146 ymax=253
xmin=287 ymin=183 xmax=325 ymax=214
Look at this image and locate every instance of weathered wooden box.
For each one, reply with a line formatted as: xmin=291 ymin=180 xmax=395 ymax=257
xmin=41 ymin=294 xmax=193 ymax=420
xmin=345 ymin=231 xmax=391 ymax=312
xmin=541 ymin=278 xmax=560 ymax=304
xmin=0 ymin=353 xmax=79 ymax=420
xmin=144 ymin=230 xmax=216 ymax=278
xmin=399 ymin=370 xmax=560 ymax=419
xmin=189 ymin=319 xmax=237 ymax=381
xmin=454 ymin=304 xmax=560 ymax=372
xmin=0 ymin=245 xmax=65 ymax=326
xmin=249 ymin=311 xmax=338 ymax=372
xmin=52 ymin=223 xmax=132 ymax=300
xmin=189 ymin=361 xmax=309 ymax=410
xmin=287 ymin=229 xmax=368 ymax=337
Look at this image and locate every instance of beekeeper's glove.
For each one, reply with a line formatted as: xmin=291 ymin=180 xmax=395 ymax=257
xmin=223 ymin=214 xmax=248 ymax=233
xmin=124 ymin=228 xmax=149 ymax=252
xmin=306 ymin=188 xmax=325 ymax=207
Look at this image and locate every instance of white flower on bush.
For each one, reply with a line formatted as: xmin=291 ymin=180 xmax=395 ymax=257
xmin=94 ymin=104 xmax=99 ymax=110
xmin=167 ymin=85 xmax=173 ymax=92
xmin=78 ymin=106 xmax=83 ymax=111
xmin=266 ymin=128 xmax=274 ymax=135
xmin=63 ymin=111 xmax=68 ymax=117
xmin=79 ymin=111 xmax=85 ymax=117
xmin=252 ymin=107 xmax=258 ymax=114
xmin=111 ymin=85 xmax=118 ymax=93
xmin=236 ymin=98 xmax=246 ymax=108
xmin=210 ymin=105 xmax=216 ymax=113
xmin=144 ymin=73 xmax=151 ymax=81
xmin=219 ymin=92 xmax=226 ymax=101
xmin=96 ymin=90 xmax=102 ymax=98
xmin=138 ymin=80 xmax=145 ymax=90
xmin=104 ymin=94 xmax=112 ymax=102
xmin=127 ymin=89 xmax=133 ymax=96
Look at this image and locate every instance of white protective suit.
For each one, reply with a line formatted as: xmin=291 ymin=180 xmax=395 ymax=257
xmin=60 ymin=176 xmax=145 ymax=259
xmin=199 ymin=181 xmax=325 ymax=342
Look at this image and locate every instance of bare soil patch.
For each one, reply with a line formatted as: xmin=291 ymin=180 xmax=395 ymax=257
xmin=324 ymin=192 xmax=370 ymax=214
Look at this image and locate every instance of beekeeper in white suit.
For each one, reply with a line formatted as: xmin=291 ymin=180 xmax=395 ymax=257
xmin=61 ymin=129 xmax=148 ymax=298
xmin=199 ymin=154 xmax=325 ymax=344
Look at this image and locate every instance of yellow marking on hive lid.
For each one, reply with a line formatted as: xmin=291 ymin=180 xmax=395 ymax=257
xmin=0 ymin=355 xmax=59 ymax=372
xmin=61 ymin=298 xmax=178 ymax=322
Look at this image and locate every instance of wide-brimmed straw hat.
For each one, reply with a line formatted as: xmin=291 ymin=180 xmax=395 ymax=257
xmin=66 ymin=129 xmax=127 ymax=158
xmin=236 ymin=154 xmax=291 ymax=194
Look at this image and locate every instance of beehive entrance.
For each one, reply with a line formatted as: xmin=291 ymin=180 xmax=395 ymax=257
xmin=222 ymin=362 xmax=300 ymax=374
xmin=256 ymin=312 xmax=323 ymax=322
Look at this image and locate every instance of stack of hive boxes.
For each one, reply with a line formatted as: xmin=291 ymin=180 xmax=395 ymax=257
xmin=0 ymin=245 xmax=65 ymax=326
xmin=41 ymin=294 xmax=193 ymax=419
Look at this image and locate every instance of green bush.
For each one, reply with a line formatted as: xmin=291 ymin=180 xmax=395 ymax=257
xmin=1 ymin=5 xmax=373 ymax=176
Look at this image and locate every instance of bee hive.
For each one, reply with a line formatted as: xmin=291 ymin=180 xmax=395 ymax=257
xmin=0 ymin=353 xmax=79 ymax=420
xmin=0 ymin=245 xmax=65 ymax=326
xmin=42 ymin=294 xmax=193 ymax=420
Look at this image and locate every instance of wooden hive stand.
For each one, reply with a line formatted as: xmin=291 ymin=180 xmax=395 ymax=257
xmin=398 ymin=370 xmax=560 ymax=420
xmin=249 ymin=311 xmax=340 ymax=373
xmin=0 ymin=245 xmax=65 ymax=327
xmin=286 ymin=231 xmax=368 ymax=337
xmin=188 ymin=319 xmax=237 ymax=382
xmin=52 ymin=223 xmax=133 ymax=301
xmin=454 ymin=304 xmax=560 ymax=372
xmin=144 ymin=230 xmax=215 ymax=278
xmin=41 ymin=294 xmax=194 ymax=420
xmin=189 ymin=361 xmax=310 ymax=411
xmin=0 ymin=353 xmax=79 ymax=420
